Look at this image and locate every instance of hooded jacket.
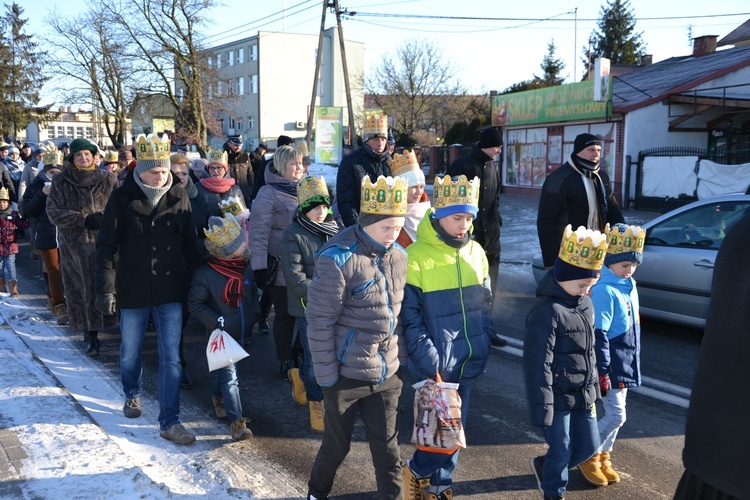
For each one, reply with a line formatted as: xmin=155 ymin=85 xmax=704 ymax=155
xmin=523 ymin=270 xmax=599 ymax=428
xmin=335 ymin=145 xmax=391 ymax=227
xmin=21 ymin=171 xmax=58 ymax=250
xmin=401 ymin=211 xmax=492 ymax=383
xmin=279 ymin=217 xmax=329 ymax=318
xmin=305 ymin=225 xmax=407 ymax=387
xmin=590 ymin=266 xmax=641 ymax=388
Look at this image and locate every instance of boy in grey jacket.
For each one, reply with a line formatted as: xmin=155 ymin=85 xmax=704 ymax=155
xmin=305 ymin=175 xmax=408 ymax=500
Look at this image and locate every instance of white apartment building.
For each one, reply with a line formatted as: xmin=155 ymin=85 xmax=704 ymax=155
xmin=24 ymin=107 xmax=130 ymax=148
xmin=192 ymin=27 xmax=364 ymax=151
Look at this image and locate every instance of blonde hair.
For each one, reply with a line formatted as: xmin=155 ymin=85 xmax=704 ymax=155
xmin=273 ymin=145 xmax=302 ymax=176
xmin=170 ymin=153 xmax=190 ymax=166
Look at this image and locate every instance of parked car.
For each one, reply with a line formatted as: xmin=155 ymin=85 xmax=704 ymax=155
xmin=532 ymin=193 xmax=750 ymax=329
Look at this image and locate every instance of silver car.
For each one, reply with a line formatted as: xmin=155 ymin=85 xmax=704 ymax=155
xmin=532 ymin=194 xmax=750 ymax=329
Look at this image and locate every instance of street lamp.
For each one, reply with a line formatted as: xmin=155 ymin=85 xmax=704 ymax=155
xmin=588 ymin=36 xmax=596 ymax=81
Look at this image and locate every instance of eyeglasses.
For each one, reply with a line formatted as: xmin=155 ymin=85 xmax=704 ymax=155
xmin=208 ymin=166 xmax=225 ymax=172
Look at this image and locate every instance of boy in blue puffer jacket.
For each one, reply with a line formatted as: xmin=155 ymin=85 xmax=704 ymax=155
xmin=400 ymin=175 xmax=492 ymax=500
xmin=585 ymin=223 xmax=645 ymax=487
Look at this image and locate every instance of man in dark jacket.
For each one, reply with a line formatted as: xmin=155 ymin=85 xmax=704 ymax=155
xmin=250 ymin=135 xmax=293 ymax=203
xmin=446 ymin=126 xmax=504 ymax=346
xmin=249 ymin=142 xmax=267 ymax=183
xmin=537 ymin=133 xmax=625 ymax=268
xmin=674 ymin=212 xmax=750 ymax=500
xmin=95 ymin=134 xmax=200 ymax=446
xmin=223 ymin=134 xmax=254 ymax=206
xmin=335 ymin=114 xmax=391 ymax=227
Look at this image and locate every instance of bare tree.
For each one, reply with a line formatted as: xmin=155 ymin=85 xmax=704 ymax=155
xmin=367 ymin=38 xmax=466 ymax=147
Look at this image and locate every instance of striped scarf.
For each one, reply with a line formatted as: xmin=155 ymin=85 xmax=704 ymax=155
xmin=207 ymin=257 xmax=247 ymax=308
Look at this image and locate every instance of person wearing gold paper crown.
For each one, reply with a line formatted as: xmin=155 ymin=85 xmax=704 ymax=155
xmin=400 ymin=174 xmax=492 ymax=500
xmin=0 ymin=185 xmax=30 ymax=297
xmin=195 ymin=149 xmax=247 ymax=229
xmin=279 ymin=175 xmax=339 ymax=434
xmin=392 ymin=149 xmax=430 ymax=248
xmin=524 ymin=225 xmax=607 ymax=500
xmin=305 ymin=175 xmax=408 ymax=500
xmin=188 ymin=212 xmax=253 ymax=442
xmin=583 ymin=223 xmax=645 ymax=487
xmin=47 ymin=138 xmax=118 ymax=356
xmin=335 ymin=112 xmax=392 ymax=228
xmin=22 ymin=150 xmax=68 ymax=324
xmin=95 ymin=133 xmax=201 ymax=446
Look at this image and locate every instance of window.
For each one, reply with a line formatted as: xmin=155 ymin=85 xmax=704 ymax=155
xmin=76 ymin=126 xmax=84 ymax=138
xmin=207 ymin=56 xmax=213 ymax=68
xmin=57 ymin=126 xmax=64 ymax=137
xmin=48 ymin=127 xmax=55 ymax=138
xmin=218 ymin=81 xmax=224 ymax=96
xmin=248 ymin=116 xmax=255 ymax=130
xmin=250 ymin=74 xmax=258 ymax=94
xmin=238 ymin=76 xmax=244 ymax=95
xmin=229 ymin=117 xmax=236 ymax=130
xmin=237 ymin=119 xmax=243 ymax=131
xmin=237 ymin=48 xmax=244 ymax=64
xmin=67 ymin=126 xmax=74 ymax=137
xmin=249 ymin=44 xmax=257 ymax=61
xmin=216 ymin=52 xmax=222 ymax=68
xmin=228 ymin=50 xmax=234 ymax=66
xmin=178 ymin=87 xmax=184 ymax=101
xmin=86 ymin=128 xmax=94 ymax=139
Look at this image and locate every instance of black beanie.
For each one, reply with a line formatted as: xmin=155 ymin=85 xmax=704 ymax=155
xmin=277 ymin=135 xmax=293 ymax=147
xmin=477 ymin=127 xmax=503 ymax=148
xmin=573 ymin=133 xmax=602 ymax=155
xmin=553 ymin=257 xmax=601 ymax=282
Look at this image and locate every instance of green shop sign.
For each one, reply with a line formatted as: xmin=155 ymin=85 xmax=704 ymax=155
xmin=492 ymin=80 xmax=610 ymax=126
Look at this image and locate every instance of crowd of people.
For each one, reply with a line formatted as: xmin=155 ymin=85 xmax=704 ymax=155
xmin=0 ymin=123 xmax=736 ymax=500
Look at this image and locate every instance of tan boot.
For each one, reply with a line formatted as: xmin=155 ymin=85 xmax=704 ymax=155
xmin=579 ymin=452 xmax=609 ymax=487
xmin=427 ymin=488 xmax=453 ymax=500
xmin=309 ymin=400 xmax=324 ymax=434
xmin=8 ymin=280 xmax=19 ymax=297
xmin=55 ymin=303 xmax=69 ymax=325
xmin=47 ymin=297 xmax=56 ymax=313
xmin=289 ymin=368 xmax=307 ymax=406
xmin=212 ymin=396 xmax=227 ymax=419
xmin=403 ymin=460 xmax=430 ymax=500
xmin=0 ymin=277 xmax=6 ymax=293
xmin=230 ymin=418 xmax=253 ymax=441
xmin=599 ymin=451 xmax=621 ymax=483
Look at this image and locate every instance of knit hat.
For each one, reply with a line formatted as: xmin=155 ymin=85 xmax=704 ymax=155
xmin=477 ymin=127 xmax=502 ymax=148
xmin=392 ymin=150 xmax=425 ymax=188
xmin=604 ymin=223 xmax=645 ymax=267
xmin=277 ymin=135 xmax=294 ymax=147
xmin=433 ymin=175 xmax=480 ymax=219
xmin=203 ymin=212 xmax=247 ymax=259
xmin=7 ymin=146 xmax=19 ymax=156
xmin=134 ymin=134 xmax=171 ymax=175
xmin=191 ymin=157 xmax=208 ymax=172
xmin=573 ymin=133 xmax=603 ymax=155
xmin=359 ymin=175 xmax=408 ymax=226
xmin=67 ymin=138 xmax=98 ymax=163
xmin=387 ymin=128 xmax=396 ymax=144
xmin=297 ymin=176 xmax=330 ymax=213
xmin=33 ymin=145 xmax=46 ymax=156
xmin=553 ymin=225 xmax=608 ymax=282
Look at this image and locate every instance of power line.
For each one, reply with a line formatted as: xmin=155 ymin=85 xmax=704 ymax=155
xmin=343 ymin=11 xmax=750 ymax=22
xmin=203 ymin=0 xmax=318 ymax=43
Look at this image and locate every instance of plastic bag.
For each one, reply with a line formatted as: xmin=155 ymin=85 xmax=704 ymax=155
xmin=411 ymin=374 xmax=466 ymax=454
xmin=206 ymin=317 xmax=249 ymax=371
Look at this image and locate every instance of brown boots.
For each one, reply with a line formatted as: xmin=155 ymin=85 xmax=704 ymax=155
xmin=580 ymin=451 xmax=621 ymax=486
xmin=0 ymin=278 xmax=19 ymax=296
xmin=599 ymin=451 xmax=621 ymax=483
xmin=55 ymin=303 xmax=69 ymax=325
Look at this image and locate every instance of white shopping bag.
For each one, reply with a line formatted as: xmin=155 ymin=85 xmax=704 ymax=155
xmin=206 ymin=317 xmax=249 ymax=371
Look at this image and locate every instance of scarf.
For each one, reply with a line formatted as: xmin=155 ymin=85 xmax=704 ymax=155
xmin=0 ymin=203 xmax=12 ymax=218
xmin=362 ymin=143 xmax=390 ymax=162
xmin=569 ymin=154 xmax=608 ymax=230
xmin=295 ymin=214 xmax=339 ymax=241
xmin=207 ymin=257 xmax=247 ymax=308
xmin=270 ymin=181 xmax=298 ymax=197
xmin=403 ymin=197 xmax=431 ymax=243
xmin=6 ymin=158 xmax=24 ymax=181
xmin=74 ymin=162 xmax=97 ymax=171
xmin=135 ymin=173 xmax=173 ymax=207
xmin=430 ymin=215 xmax=471 ymax=249
xmin=185 ymin=177 xmax=198 ymax=198
xmin=200 ymin=176 xmax=236 ymax=194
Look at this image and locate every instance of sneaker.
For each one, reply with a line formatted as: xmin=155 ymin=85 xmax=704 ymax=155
xmin=289 ymin=368 xmax=307 ymax=406
xmin=230 ymin=418 xmax=253 ymax=442
xmin=212 ymin=396 xmax=227 ymax=419
xmin=403 ymin=460 xmax=429 ymax=500
xmin=159 ymin=423 xmax=196 ymax=445
xmin=530 ymin=455 xmax=545 ymax=493
xmin=490 ymin=333 xmax=507 ymax=347
xmin=258 ymin=318 xmax=270 ymax=335
xmin=309 ymin=400 xmax=325 ymax=434
xmin=123 ymin=397 xmax=141 ymax=418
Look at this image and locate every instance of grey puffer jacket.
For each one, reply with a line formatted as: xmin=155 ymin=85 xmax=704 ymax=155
xmin=305 ymin=225 xmax=408 ymax=387
xmin=248 ymin=168 xmax=298 ymax=287
xmin=279 ymin=217 xmax=328 ymax=318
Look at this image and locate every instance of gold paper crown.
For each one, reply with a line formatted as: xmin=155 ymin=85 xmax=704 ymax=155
xmin=297 ymin=175 xmax=329 ymax=207
xmin=558 ymin=225 xmax=608 ymax=271
xmin=391 ymin=149 xmax=420 ymax=177
xmin=0 ymin=187 xmax=9 ymax=201
xmin=207 ymin=149 xmax=228 ymax=166
xmin=204 ymin=212 xmax=243 ymax=248
xmin=135 ymin=134 xmax=171 ymax=161
xmin=363 ymin=112 xmax=388 ymax=137
xmin=42 ymin=150 xmax=64 ymax=166
xmin=604 ymin=224 xmax=645 ymax=256
xmin=104 ymin=151 xmax=119 ymax=163
xmin=219 ymin=195 xmax=248 ymax=217
xmin=360 ymin=175 xmax=407 ymax=216
xmin=433 ymin=175 xmax=480 ymax=210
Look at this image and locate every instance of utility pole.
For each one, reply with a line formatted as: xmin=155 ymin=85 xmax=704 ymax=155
xmin=333 ymin=0 xmax=356 ymax=146
xmin=573 ymin=7 xmax=577 ymax=82
xmin=306 ymin=0 xmax=328 ymax=154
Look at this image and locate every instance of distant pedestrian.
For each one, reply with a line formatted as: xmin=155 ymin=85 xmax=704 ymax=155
xmin=0 ymin=186 xmax=29 ymax=296
xmin=249 ymin=142 xmax=267 ymax=188
xmin=223 ymin=134 xmax=254 ymax=207
xmin=250 ymin=135 xmax=294 ymax=203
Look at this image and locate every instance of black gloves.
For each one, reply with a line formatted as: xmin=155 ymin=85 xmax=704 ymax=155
xmin=95 ymin=293 xmax=117 ymax=316
xmin=253 ymin=269 xmax=267 ymax=289
xmin=84 ymin=212 xmax=103 ymax=230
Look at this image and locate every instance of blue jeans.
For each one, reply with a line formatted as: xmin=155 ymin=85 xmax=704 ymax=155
xmin=409 ymin=380 xmax=473 ymax=487
xmin=0 ymin=253 xmax=17 ymax=281
xmin=120 ymin=303 xmax=183 ymax=430
xmin=213 ymin=362 xmax=242 ymax=423
xmin=296 ymin=317 xmax=323 ymax=402
xmin=542 ymin=405 xmax=600 ymax=497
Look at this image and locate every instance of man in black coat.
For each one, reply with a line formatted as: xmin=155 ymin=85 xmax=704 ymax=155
xmin=674 ymin=212 xmax=750 ymax=499
xmin=537 ymin=133 xmax=624 ymax=269
xmin=223 ymin=134 xmax=254 ymax=206
xmin=250 ymin=135 xmax=293 ymax=203
xmin=446 ymin=127 xmax=505 ymax=346
xmin=249 ymin=142 xmax=267 ymax=183
xmin=95 ymin=135 xmax=201 ymax=446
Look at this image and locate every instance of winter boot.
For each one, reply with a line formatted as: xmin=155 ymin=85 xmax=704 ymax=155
xmin=427 ymin=487 xmax=453 ymax=500
xmin=258 ymin=317 xmax=270 ymax=335
xmin=289 ymin=368 xmax=307 ymax=406
xmin=579 ymin=452 xmax=609 ymax=487
xmin=403 ymin=460 xmax=429 ymax=500
xmin=84 ymin=330 xmax=100 ymax=357
xmin=230 ymin=418 xmax=253 ymax=441
xmin=0 ymin=277 xmax=6 ymax=293
xmin=55 ymin=303 xmax=69 ymax=326
xmin=47 ymin=297 xmax=56 ymax=313
xmin=599 ymin=451 xmax=621 ymax=484
xmin=212 ymin=396 xmax=227 ymax=419
xmin=309 ymin=400 xmax=325 ymax=434
xmin=8 ymin=280 xmax=18 ymax=297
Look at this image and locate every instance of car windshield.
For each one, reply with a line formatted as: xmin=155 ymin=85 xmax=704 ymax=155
xmin=645 ymin=201 xmax=750 ymax=250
